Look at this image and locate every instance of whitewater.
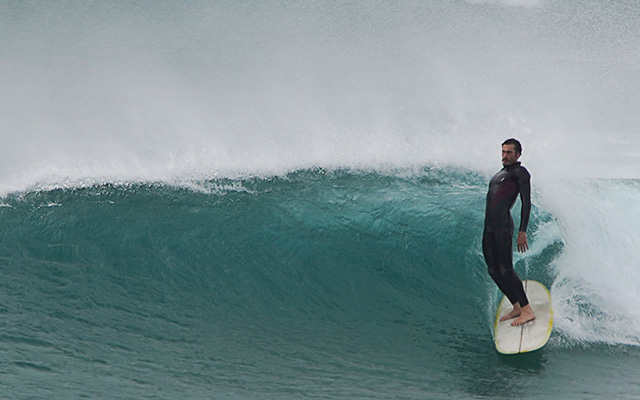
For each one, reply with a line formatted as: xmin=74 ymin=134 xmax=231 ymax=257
xmin=1 ymin=0 xmax=640 ymax=399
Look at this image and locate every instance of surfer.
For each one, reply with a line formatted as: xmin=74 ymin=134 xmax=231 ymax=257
xmin=482 ymin=138 xmax=535 ymax=327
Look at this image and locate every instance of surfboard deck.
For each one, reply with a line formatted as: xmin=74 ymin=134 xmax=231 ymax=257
xmin=494 ymin=280 xmax=553 ymax=354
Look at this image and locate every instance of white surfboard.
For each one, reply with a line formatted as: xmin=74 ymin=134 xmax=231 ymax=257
xmin=494 ymin=280 xmax=553 ymax=354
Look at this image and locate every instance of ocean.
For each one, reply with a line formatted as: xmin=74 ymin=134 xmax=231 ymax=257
xmin=2 ymin=0 xmax=640 ymax=399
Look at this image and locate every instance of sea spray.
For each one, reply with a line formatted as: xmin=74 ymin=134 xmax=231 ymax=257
xmin=2 ymin=0 xmax=640 ymax=196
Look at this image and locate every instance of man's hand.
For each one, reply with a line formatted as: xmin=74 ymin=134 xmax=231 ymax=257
xmin=517 ymin=231 xmax=528 ymax=253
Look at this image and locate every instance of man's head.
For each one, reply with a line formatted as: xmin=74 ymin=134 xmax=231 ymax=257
xmin=501 ymin=138 xmax=522 ymax=166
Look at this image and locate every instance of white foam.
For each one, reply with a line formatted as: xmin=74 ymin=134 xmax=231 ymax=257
xmin=541 ymin=180 xmax=640 ymax=345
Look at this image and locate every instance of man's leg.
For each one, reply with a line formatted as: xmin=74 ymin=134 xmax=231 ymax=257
xmin=483 ymin=229 xmax=518 ymax=305
xmin=493 ymin=228 xmax=535 ymax=325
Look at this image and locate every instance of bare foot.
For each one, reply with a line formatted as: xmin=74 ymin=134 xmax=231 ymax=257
xmin=511 ymin=305 xmax=535 ymax=326
xmin=500 ymin=304 xmax=521 ymax=322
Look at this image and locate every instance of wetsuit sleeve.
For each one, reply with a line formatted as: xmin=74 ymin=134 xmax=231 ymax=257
xmin=517 ymin=167 xmax=531 ymax=232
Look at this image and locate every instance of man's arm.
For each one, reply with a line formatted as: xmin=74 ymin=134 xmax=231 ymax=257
xmin=517 ymin=168 xmax=531 ymax=253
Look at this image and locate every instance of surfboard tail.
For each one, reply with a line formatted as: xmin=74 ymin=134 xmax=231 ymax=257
xmin=494 ymin=280 xmax=553 ymax=354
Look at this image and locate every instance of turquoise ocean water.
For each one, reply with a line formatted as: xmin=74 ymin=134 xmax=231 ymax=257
xmin=2 ymin=1 xmax=640 ymax=399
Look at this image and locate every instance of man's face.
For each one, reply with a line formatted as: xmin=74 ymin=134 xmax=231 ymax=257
xmin=502 ymin=144 xmax=520 ymax=166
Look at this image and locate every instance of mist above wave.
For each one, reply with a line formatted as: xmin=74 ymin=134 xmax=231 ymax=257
xmin=2 ymin=0 xmax=639 ymax=195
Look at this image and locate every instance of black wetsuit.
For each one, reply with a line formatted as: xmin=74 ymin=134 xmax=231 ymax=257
xmin=482 ymin=161 xmax=531 ymax=307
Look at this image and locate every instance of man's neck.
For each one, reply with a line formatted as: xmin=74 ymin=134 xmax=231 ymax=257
xmin=503 ymin=161 xmax=521 ymax=170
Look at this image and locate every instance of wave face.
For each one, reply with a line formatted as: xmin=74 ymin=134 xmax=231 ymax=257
xmin=0 ymin=169 xmax=540 ymax=398
xmin=2 ymin=170 xmax=640 ymax=399
xmin=3 ymin=0 xmax=640 ymax=398
xmin=2 ymin=0 xmax=640 ymax=196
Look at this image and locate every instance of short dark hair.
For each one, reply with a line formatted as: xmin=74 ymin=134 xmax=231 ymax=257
xmin=502 ymin=138 xmax=522 ymax=154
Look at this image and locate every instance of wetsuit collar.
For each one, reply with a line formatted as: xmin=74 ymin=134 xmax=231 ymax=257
xmin=503 ymin=161 xmax=521 ymax=170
